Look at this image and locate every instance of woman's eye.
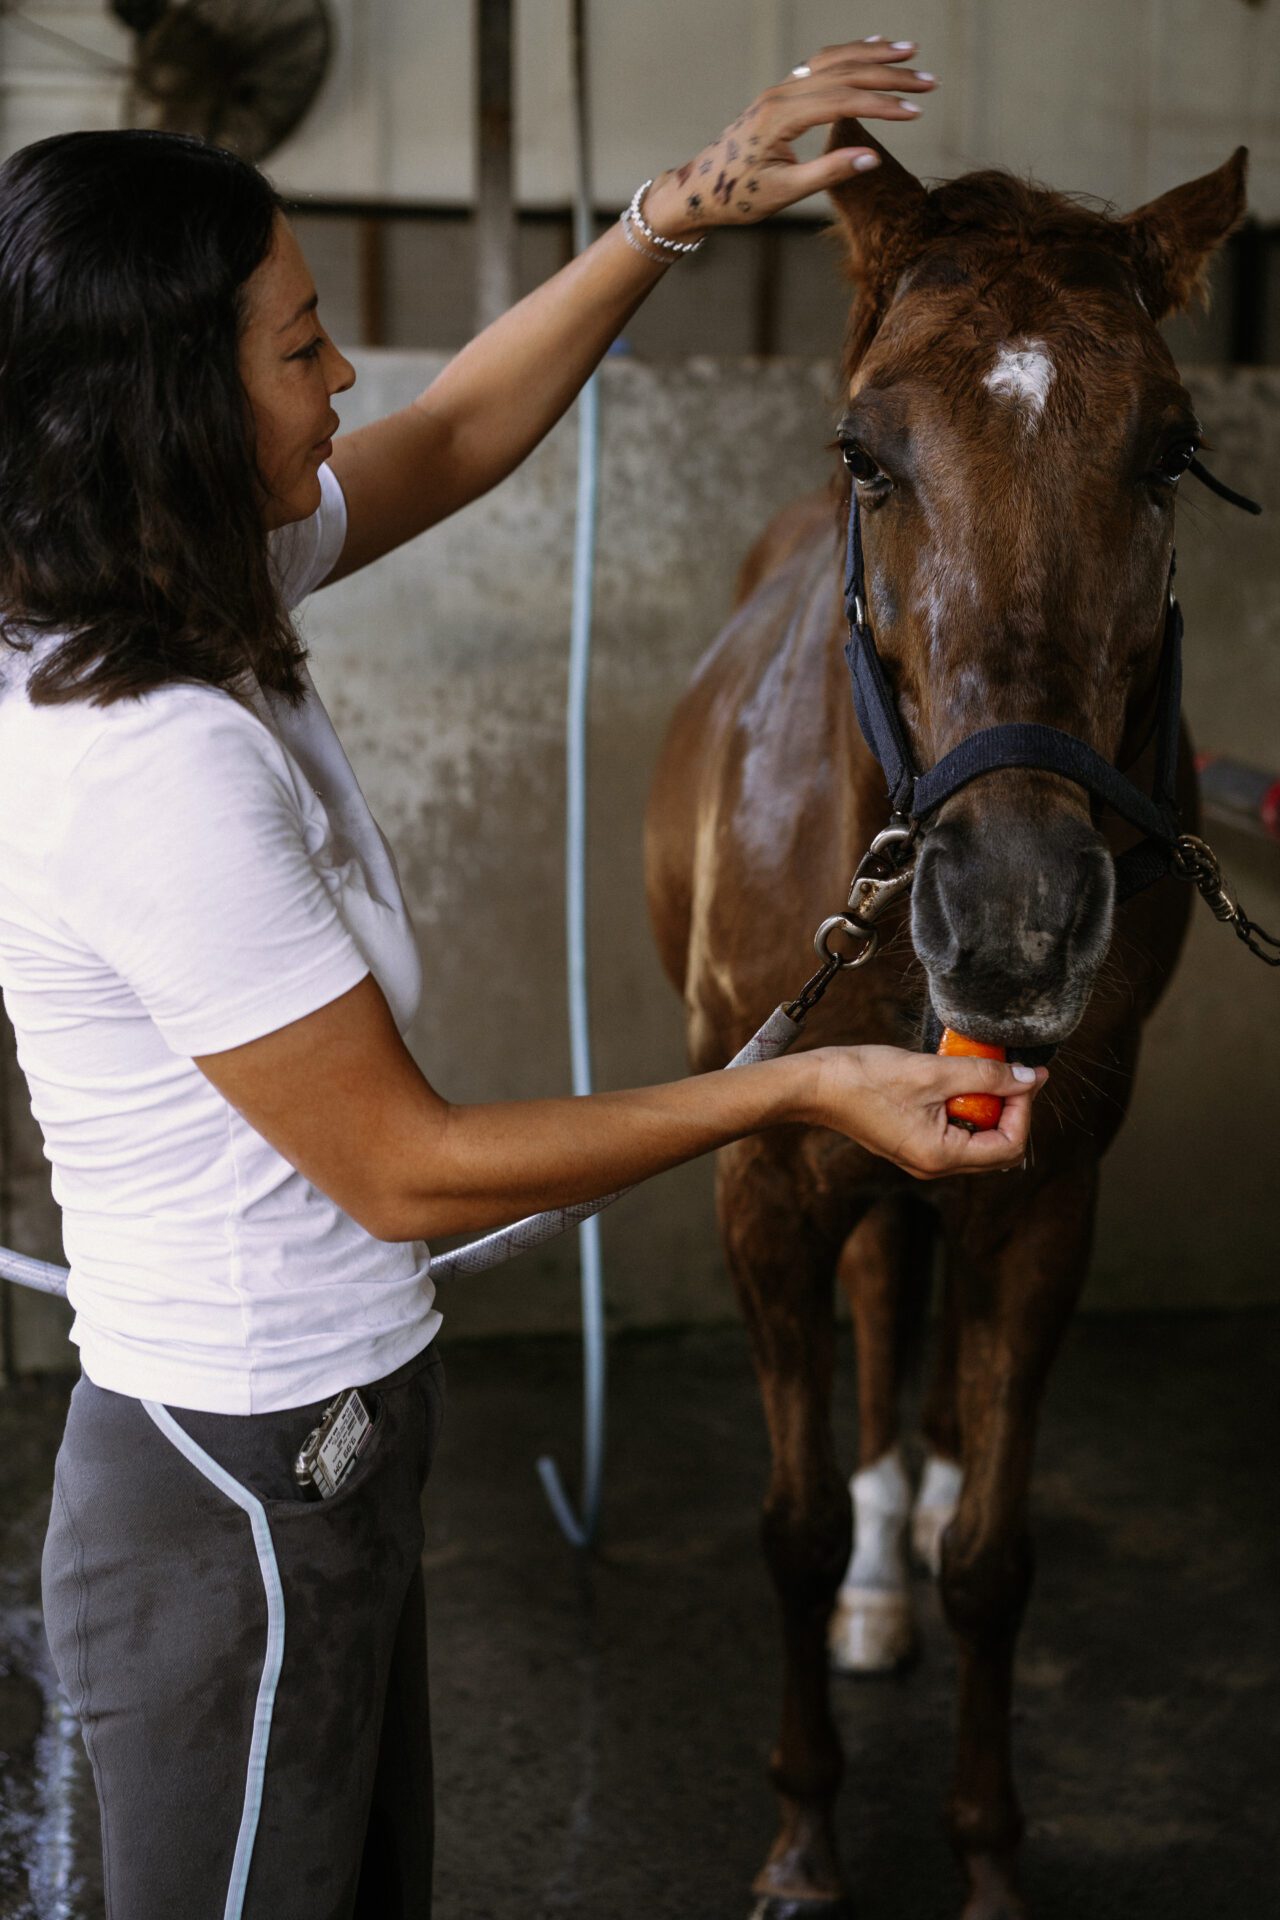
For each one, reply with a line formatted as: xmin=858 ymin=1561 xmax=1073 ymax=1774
xmin=289 ymin=337 xmax=324 ymax=362
xmin=1150 ymin=441 xmax=1198 ymax=484
xmin=842 ymin=443 xmax=886 ymax=485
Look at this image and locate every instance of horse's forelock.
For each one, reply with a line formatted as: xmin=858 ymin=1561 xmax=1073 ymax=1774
xmin=839 ymin=170 xmax=1143 ymax=384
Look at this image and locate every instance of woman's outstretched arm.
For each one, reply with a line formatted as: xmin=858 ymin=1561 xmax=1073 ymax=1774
xmin=196 ymin=975 xmax=1045 ymax=1245
xmin=323 ymin=39 xmax=936 ymax=581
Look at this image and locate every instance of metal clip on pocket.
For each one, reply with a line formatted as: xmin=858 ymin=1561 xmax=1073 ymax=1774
xmin=293 ymin=1387 xmax=375 ymax=1499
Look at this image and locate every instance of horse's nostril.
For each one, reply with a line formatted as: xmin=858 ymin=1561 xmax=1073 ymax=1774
xmin=1071 ymin=841 xmax=1117 ymax=956
xmin=909 ymin=837 xmax=962 ymax=973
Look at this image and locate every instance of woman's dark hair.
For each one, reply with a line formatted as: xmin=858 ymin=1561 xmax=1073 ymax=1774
xmin=0 ymin=128 xmax=307 ymax=705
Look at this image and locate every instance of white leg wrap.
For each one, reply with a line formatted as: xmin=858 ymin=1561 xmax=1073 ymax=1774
xmin=844 ymin=1446 xmax=912 ymax=1589
xmin=911 ymin=1453 xmax=964 ymax=1578
xmin=829 ymin=1446 xmax=916 ymax=1673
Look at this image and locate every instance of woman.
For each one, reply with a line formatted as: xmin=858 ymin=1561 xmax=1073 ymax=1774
xmin=0 ymin=38 xmax=1043 ymax=1920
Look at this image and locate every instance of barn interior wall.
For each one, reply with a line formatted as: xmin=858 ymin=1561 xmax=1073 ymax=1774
xmin=6 ymin=351 xmax=1278 ymax=1370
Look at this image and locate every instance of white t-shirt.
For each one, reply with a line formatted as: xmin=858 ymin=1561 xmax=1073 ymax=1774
xmin=0 ymin=463 xmax=441 ymax=1413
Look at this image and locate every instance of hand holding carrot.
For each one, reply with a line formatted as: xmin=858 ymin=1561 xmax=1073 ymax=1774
xmin=809 ymin=1044 xmax=1046 ymax=1179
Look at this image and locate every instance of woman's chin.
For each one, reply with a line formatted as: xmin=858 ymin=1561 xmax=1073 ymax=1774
xmin=265 ymin=472 xmax=323 ymax=530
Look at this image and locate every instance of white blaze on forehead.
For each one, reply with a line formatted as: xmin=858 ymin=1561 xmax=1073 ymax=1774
xmin=984 ymin=340 xmax=1056 ymax=422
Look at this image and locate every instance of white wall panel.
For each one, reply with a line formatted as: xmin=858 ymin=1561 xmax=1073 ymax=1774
xmin=262 ymin=0 xmax=387 ymax=198
xmin=0 ymin=2 xmax=127 ymax=155
xmin=385 ymin=0 xmax=474 ymax=199
xmin=2 ymin=3 xmax=1276 ymax=221
xmin=1146 ymin=0 xmax=1280 ymax=220
xmin=967 ymin=0 xmax=1151 ymax=210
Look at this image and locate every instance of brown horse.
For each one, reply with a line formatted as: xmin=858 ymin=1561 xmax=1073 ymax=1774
xmin=645 ymin=123 xmax=1247 ymax=1920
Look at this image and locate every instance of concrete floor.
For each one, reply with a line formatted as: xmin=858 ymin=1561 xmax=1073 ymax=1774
xmin=2 ymin=1313 xmax=1277 ymax=1920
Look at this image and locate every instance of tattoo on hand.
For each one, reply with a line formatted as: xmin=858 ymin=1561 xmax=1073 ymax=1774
xmin=675 ymin=161 xmax=693 ymax=187
xmin=747 ymin=178 xmax=760 ymax=193
xmin=698 ymin=157 xmax=712 ymax=176
xmin=737 ymin=201 xmax=752 ymax=214
xmin=726 ymin=138 xmax=739 ymax=162
xmin=713 ymin=172 xmax=738 ymax=206
xmin=687 ymin=193 xmax=703 ymax=213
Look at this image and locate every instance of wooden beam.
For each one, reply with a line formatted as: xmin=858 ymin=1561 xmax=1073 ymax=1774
xmin=474 ymin=0 xmax=517 ymax=334
xmin=357 ymin=215 xmax=387 ymax=348
xmin=753 ymin=223 xmax=783 ymax=358
xmin=1229 ymin=220 xmax=1267 ymax=368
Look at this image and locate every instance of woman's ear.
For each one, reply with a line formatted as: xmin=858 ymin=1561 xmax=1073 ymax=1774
xmin=826 ymin=117 xmax=930 ymax=313
xmin=1122 ymin=148 xmax=1248 ymax=320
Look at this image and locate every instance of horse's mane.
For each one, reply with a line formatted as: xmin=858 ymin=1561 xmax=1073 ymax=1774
xmin=837 ymin=168 xmax=1173 ymax=383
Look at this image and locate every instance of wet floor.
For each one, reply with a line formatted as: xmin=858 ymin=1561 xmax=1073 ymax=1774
xmin=3 ymin=1312 xmax=1278 ymax=1919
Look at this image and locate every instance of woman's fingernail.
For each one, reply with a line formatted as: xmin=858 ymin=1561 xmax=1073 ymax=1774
xmin=892 ymin=40 xmax=915 ymax=50
xmin=1012 ymin=1064 xmax=1038 ymax=1083
xmin=916 ymin=71 xmax=937 ymax=81
xmin=865 ymin=34 xmax=885 ymax=43
xmin=852 ymin=152 xmax=881 ymax=170
xmin=898 ymin=100 xmax=922 ymax=113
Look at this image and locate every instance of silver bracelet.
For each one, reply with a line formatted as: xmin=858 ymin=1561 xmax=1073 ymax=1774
xmin=626 ymin=179 xmax=706 ymax=258
xmin=620 ymin=207 xmax=675 ymax=266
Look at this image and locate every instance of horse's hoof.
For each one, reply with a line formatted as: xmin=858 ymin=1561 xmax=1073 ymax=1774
xmin=749 ymin=1899 xmax=854 ymax=1920
xmin=960 ymin=1850 xmax=1029 ymax=1919
xmin=827 ymin=1584 xmax=917 ymax=1673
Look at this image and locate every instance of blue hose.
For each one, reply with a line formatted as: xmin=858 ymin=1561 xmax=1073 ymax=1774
xmin=536 ymin=0 xmax=607 ymax=1548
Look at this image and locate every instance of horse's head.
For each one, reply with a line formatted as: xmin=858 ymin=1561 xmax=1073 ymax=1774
xmin=827 ymin=129 xmax=1246 ymax=1048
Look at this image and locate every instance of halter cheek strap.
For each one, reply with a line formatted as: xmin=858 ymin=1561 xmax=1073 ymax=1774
xmin=841 ymin=464 xmax=1259 ymax=903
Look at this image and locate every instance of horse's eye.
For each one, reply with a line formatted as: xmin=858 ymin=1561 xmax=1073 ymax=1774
xmin=842 ymin=443 xmax=885 ymax=485
xmin=1151 ymin=441 xmax=1198 ymax=484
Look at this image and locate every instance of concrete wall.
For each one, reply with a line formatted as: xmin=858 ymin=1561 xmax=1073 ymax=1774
xmin=5 ymin=348 xmax=1279 ymax=1370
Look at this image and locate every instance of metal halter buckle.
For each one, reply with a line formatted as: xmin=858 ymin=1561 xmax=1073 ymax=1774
xmin=785 ymin=819 xmax=921 ymax=1020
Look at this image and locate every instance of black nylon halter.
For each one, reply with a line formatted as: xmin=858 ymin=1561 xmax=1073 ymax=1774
xmin=842 ymin=460 xmax=1262 ymax=903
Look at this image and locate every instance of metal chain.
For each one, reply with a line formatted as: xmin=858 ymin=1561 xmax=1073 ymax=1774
xmin=1233 ymin=910 xmax=1280 ymax=967
xmin=1173 ymin=833 xmax=1280 ymax=967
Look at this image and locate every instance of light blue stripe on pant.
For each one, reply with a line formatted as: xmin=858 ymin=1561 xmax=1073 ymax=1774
xmin=142 ymin=1400 xmax=286 ymax=1920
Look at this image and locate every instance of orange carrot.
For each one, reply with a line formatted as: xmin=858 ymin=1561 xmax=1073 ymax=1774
xmin=938 ymin=1027 xmax=1005 ymax=1132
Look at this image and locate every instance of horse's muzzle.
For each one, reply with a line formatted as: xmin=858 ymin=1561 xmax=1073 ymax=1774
xmin=909 ymin=811 xmax=1115 ymax=1051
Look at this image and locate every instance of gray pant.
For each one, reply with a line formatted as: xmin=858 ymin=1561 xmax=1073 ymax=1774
xmin=42 ymin=1340 xmax=445 ymax=1920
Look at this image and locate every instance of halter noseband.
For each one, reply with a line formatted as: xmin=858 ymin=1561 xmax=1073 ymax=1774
xmin=841 ymin=458 xmax=1262 ymax=903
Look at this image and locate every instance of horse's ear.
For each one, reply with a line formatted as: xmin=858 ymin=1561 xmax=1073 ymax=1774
xmin=825 ymin=118 xmax=929 ymax=303
xmin=1122 ymin=148 xmax=1248 ymax=320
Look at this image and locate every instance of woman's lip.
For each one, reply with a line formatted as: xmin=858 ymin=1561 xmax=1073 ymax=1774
xmin=313 ymin=437 xmax=333 ymax=459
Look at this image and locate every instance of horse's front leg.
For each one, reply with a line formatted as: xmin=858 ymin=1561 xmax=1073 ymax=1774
xmin=830 ymin=1194 xmax=935 ymax=1672
xmin=939 ymin=1162 xmax=1099 ymax=1920
xmin=718 ymin=1134 xmax=859 ymax=1920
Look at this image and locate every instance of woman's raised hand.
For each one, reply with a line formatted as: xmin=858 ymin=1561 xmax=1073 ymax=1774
xmin=808 ymin=1045 xmax=1048 ymax=1180
xmin=644 ymin=38 xmax=936 ymax=239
